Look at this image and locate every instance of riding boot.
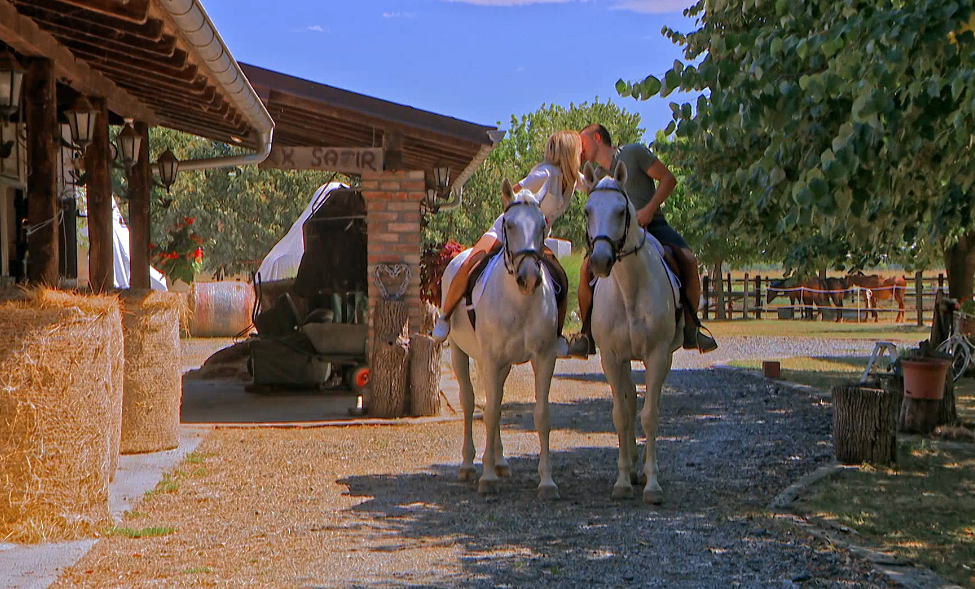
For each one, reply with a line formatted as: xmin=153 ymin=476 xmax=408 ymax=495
xmin=567 ymin=299 xmax=596 ymax=359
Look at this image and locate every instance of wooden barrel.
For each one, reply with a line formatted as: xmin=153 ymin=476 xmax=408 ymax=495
xmin=188 ymin=281 xmax=256 ymax=337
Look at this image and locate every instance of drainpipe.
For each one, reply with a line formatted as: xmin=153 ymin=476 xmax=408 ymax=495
xmin=158 ymin=0 xmax=274 ymax=171
xmin=438 ymin=129 xmax=506 ymax=212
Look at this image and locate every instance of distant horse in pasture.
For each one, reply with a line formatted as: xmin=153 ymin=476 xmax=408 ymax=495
xmin=766 ymin=277 xmax=833 ymax=320
xmin=846 ymin=273 xmax=908 ymax=322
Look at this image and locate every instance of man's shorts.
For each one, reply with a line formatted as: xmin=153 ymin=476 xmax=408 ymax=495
xmin=645 ymin=217 xmax=689 ymax=251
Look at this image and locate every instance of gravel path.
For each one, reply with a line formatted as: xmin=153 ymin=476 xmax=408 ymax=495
xmin=51 ymin=337 xmax=895 ymax=588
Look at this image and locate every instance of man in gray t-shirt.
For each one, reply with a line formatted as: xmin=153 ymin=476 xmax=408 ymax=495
xmin=566 ymin=123 xmax=716 ymax=356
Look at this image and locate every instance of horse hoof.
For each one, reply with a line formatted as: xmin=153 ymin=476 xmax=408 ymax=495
xmin=638 ymin=472 xmax=648 ymax=486
xmin=478 ymin=478 xmax=500 ymax=495
xmin=538 ymin=484 xmax=560 ymax=501
xmin=495 ymin=464 xmax=511 ymax=478
xmin=459 ymin=467 xmax=477 ymax=482
xmin=643 ymin=489 xmax=664 ymax=505
xmin=612 ymin=485 xmax=634 ymax=500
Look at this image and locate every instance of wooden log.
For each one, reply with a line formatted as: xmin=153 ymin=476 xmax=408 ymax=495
xmin=832 ymin=383 xmax=899 ymax=465
xmin=374 ymin=298 xmax=409 ymax=343
xmin=24 ymin=57 xmax=59 ymax=286
xmin=409 ymin=334 xmax=442 ymax=417
xmin=127 ymin=121 xmax=151 ymax=289
xmin=369 ymin=339 xmax=409 ymax=418
xmin=938 ymin=375 xmax=958 ymax=426
xmin=85 ymin=97 xmax=113 ymax=293
xmin=419 ymin=300 xmax=438 ymax=334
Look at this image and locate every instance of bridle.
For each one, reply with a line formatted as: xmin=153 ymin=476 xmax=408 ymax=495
xmin=585 ymin=183 xmax=646 ymax=261
xmin=500 ymin=200 xmax=544 ymax=276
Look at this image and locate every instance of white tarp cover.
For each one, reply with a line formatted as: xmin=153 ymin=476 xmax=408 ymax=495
xmin=256 ymin=182 xmax=349 ymax=282
xmin=112 ymin=197 xmax=168 ymax=290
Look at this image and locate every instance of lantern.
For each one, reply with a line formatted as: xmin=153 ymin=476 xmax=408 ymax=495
xmin=64 ymin=95 xmax=98 ymax=150
xmin=117 ymin=120 xmax=141 ymax=168
xmin=433 ymin=162 xmax=450 ymax=193
xmin=157 ymin=148 xmax=179 ymax=192
xmin=0 ymin=51 xmax=24 ymax=119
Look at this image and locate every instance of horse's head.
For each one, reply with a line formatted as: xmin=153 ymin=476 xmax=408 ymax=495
xmin=500 ymin=178 xmax=547 ymax=295
xmin=582 ymin=161 xmax=638 ymax=278
xmin=767 ymin=279 xmax=786 ymax=304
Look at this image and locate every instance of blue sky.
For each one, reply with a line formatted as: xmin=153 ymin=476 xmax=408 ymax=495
xmin=205 ymin=0 xmax=698 ymax=140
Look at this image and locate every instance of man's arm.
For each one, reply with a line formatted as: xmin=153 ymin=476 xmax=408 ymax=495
xmin=637 ymin=159 xmax=677 ymax=227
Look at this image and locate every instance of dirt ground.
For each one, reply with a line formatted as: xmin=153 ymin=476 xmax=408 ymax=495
xmin=49 ymin=342 xmax=899 ymax=589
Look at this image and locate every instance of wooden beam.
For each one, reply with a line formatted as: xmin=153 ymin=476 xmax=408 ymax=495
xmin=0 ymin=0 xmax=156 ymax=124
xmin=59 ymin=35 xmax=186 ymax=66
xmin=383 ymin=130 xmax=404 ymax=171
xmin=128 ymin=121 xmax=151 ymax=290
xmin=85 ymin=97 xmax=113 ymax=293
xmin=24 ymin=57 xmax=59 ymax=286
xmin=65 ymin=44 xmax=198 ymax=83
xmin=17 ymin=9 xmax=177 ymax=56
xmin=12 ymin=0 xmax=164 ymax=41
xmin=55 ymin=0 xmax=151 ymax=24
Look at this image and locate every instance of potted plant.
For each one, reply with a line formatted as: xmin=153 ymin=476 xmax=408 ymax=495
xmin=151 ymin=217 xmax=204 ymax=287
xmin=894 ymin=342 xmax=951 ymax=400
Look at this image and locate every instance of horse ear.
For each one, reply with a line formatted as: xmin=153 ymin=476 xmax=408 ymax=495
xmin=501 ymin=178 xmax=513 ymax=207
xmin=582 ymin=161 xmax=598 ymax=190
xmin=613 ymin=161 xmax=628 ymax=186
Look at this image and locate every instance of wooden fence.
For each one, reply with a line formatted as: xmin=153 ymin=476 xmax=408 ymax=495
xmin=702 ymin=272 xmax=949 ymax=325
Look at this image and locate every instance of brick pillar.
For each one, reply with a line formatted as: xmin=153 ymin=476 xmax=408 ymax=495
xmin=361 ymin=170 xmax=425 ymax=352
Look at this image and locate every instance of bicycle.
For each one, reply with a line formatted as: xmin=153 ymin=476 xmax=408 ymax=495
xmin=936 ymin=310 xmax=975 ymax=381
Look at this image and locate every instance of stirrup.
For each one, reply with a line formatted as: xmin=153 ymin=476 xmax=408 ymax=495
xmin=566 ymin=333 xmax=594 ymax=359
xmin=555 ymin=336 xmax=570 ymax=358
xmin=696 ymin=327 xmax=718 ymax=354
xmin=431 ymin=315 xmax=451 ymax=342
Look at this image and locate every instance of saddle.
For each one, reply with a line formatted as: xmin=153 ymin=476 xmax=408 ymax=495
xmin=463 ymin=243 xmax=568 ymax=330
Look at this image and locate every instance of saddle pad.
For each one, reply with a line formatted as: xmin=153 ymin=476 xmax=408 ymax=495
xmin=591 ymin=230 xmax=682 ymax=309
xmin=466 ymin=253 xmax=556 ymax=312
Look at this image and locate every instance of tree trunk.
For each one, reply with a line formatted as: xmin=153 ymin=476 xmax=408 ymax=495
xmin=409 ymin=334 xmax=442 ymax=417
xmin=938 ymin=376 xmax=958 ymax=427
xmin=24 ymin=58 xmax=59 ymax=286
xmin=128 ymin=122 xmax=152 ymax=290
xmin=374 ymin=299 xmax=409 ymax=344
xmin=931 ymin=291 xmax=953 ymax=347
xmin=369 ymin=339 xmax=409 ymax=418
xmin=943 ymin=231 xmax=975 ymax=302
xmin=714 ymin=260 xmax=726 ymax=320
xmin=832 ymin=383 xmax=899 ymax=465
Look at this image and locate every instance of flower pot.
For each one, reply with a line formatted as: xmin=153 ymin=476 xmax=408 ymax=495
xmin=901 ymin=359 xmax=951 ymax=400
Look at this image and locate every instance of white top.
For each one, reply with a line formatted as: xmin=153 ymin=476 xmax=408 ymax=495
xmin=517 ymin=163 xmax=584 ymax=227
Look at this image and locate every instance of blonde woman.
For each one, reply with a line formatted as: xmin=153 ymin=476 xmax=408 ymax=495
xmin=432 ymin=130 xmax=585 ymax=350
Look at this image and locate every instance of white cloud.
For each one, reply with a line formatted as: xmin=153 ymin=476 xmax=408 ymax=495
xmin=441 ymin=0 xmax=571 ymax=5
xmin=306 ymin=24 xmax=327 ymax=32
xmin=610 ymin=0 xmax=691 ymax=13
xmin=515 ymin=66 xmax=527 ymax=72
xmin=382 ymin=11 xmax=416 ymax=17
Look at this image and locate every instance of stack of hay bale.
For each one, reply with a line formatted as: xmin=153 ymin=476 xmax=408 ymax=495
xmin=0 ymin=288 xmax=184 ymax=543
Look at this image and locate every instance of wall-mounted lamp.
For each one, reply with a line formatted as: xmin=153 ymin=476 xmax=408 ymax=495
xmin=64 ymin=95 xmax=98 ymax=152
xmin=157 ymin=148 xmax=179 ymax=192
xmin=0 ymin=50 xmax=24 ymax=120
xmin=117 ymin=119 xmax=141 ymax=169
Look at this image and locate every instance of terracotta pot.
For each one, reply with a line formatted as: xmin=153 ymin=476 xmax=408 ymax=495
xmin=901 ymin=359 xmax=950 ymax=400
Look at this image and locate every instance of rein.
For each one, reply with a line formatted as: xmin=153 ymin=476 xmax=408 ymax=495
xmin=501 ymin=200 xmax=544 ymax=276
xmin=586 ymin=184 xmax=646 ymax=261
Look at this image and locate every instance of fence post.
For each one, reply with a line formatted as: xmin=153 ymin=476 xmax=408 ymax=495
xmin=755 ymin=275 xmax=763 ymax=319
xmin=743 ymin=273 xmax=750 ymax=319
xmin=703 ymin=274 xmax=710 ymax=320
xmin=938 ymin=273 xmax=944 ymax=297
xmin=915 ymin=270 xmax=924 ymax=326
xmin=726 ymin=272 xmax=733 ymax=319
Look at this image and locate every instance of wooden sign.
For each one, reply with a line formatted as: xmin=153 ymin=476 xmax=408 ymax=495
xmin=260 ymin=146 xmax=384 ymax=173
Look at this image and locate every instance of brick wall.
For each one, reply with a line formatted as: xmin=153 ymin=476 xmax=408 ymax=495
xmin=361 ymin=170 xmax=425 ymax=350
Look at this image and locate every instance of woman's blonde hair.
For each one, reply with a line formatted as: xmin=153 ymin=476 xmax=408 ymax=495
xmin=544 ymin=130 xmax=582 ymax=196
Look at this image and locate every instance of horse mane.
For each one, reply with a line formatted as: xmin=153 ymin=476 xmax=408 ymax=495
xmin=592 ymin=175 xmax=625 ymax=195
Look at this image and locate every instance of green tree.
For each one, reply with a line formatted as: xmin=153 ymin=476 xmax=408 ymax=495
xmin=424 ymin=99 xmax=644 ymax=248
xmin=114 ymin=127 xmax=345 ymax=277
xmin=620 ymin=0 xmax=975 ymax=298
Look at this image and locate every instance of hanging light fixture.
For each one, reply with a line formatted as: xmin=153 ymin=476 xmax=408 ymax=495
xmin=64 ymin=95 xmax=98 ymax=151
xmin=433 ymin=162 xmax=450 ymax=195
xmin=157 ymin=148 xmax=179 ymax=192
xmin=117 ymin=119 xmax=141 ymax=168
xmin=0 ymin=50 xmax=24 ymax=120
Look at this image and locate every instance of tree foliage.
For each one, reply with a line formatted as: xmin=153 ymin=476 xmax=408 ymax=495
xmin=423 ymin=100 xmax=644 ymax=248
xmin=114 ymin=127 xmax=344 ymax=276
xmin=620 ymin=0 xmax=975 ymax=296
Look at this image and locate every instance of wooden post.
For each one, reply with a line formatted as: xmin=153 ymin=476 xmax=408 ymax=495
xmin=937 ymin=273 xmax=944 ymax=296
xmin=754 ymin=275 xmax=763 ymax=319
xmin=702 ymin=274 xmax=710 ymax=320
xmin=714 ymin=261 xmax=725 ymax=320
xmin=915 ymin=271 xmax=924 ymax=327
xmin=369 ymin=298 xmax=410 ymax=418
xmin=742 ymin=273 xmax=749 ymax=319
xmin=409 ymin=335 xmax=442 ymax=416
xmin=24 ymin=58 xmax=59 ymax=286
xmin=128 ymin=121 xmax=151 ymax=289
xmin=85 ymin=97 xmax=113 ymax=293
xmin=726 ymin=272 xmax=733 ymax=319
xmin=832 ymin=383 xmax=900 ymax=465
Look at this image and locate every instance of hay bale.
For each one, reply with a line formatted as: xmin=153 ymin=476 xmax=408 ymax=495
xmin=0 ymin=291 xmax=121 ymax=542
xmin=119 ymin=290 xmax=183 ymax=454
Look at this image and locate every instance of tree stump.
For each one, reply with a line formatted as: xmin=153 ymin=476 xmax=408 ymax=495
xmin=419 ymin=301 xmax=438 ymax=335
xmin=409 ymin=334 xmax=442 ymax=417
xmin=369 ymin=298 xmax=410 ymax=417
xmin=895 ymin=376 xmax=956 ymax=434
xmin=832 ymin=383 xmax=899 ymax=465
xmin=938 ymin=376 xmax=958 ymax=426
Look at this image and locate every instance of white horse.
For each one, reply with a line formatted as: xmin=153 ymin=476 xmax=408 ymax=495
xmin=583 ymin=161 xmax=683 ymax=504
xmin=441 ymin=180 xmax=561 ymax=499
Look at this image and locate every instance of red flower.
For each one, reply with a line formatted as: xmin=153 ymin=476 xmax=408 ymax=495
xmin=194 ymin=247 xmax=203 ymax=261
xmin=184 ymin=217 xmax=195 ymax=225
